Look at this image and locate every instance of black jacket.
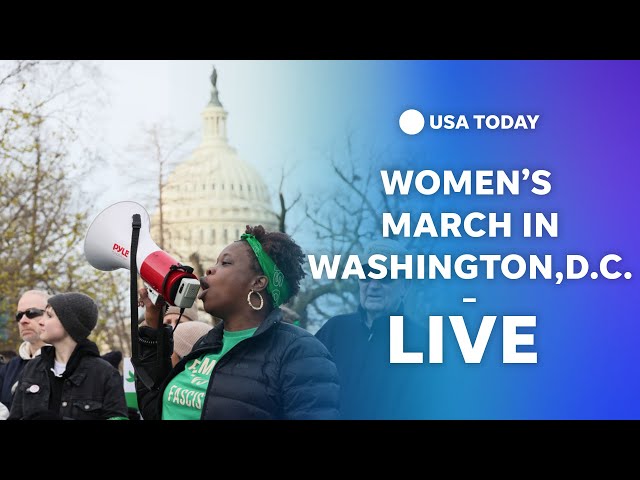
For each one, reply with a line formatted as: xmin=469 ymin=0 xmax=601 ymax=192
xmin=0 ymin=356 xmax=28 ymax=411
xmin=8 ymin=340 xmax=128 ymax=420
xmin=136 ymin=308 xmax=340 ymax=420
xmin=315 ymin=306 xmax=430 ymax=419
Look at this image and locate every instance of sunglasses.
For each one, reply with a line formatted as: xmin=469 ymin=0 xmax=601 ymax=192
xmin=15 ymin=308 xmax=45 ymax=322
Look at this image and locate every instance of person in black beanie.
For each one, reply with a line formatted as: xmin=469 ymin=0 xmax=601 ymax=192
xmin=8 ymin=292 xmax=128 ymax=420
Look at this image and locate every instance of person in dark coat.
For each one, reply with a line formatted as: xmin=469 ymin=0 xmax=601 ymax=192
xmin=0 ymin=290 xmax=49 ymax=418
xmin=316 ymin=239 xmax=429 ymax=419
xmin=8 ymin=292 xmax=128 ymax=420
xmin=136 ymin=225 xmax=340 ymax=420
xmin=100 ymin=350 xmax=142 ymax=421
xmin=101 ymin=351 xmax=123 ymax=370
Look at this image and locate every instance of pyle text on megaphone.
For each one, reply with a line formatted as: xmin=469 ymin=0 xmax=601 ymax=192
xmin=84 ymin=201 xmax=200 ymax=308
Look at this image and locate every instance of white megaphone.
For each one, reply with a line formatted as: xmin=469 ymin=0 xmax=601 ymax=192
xmin=84 ymin=201 xmax=200 ymax=308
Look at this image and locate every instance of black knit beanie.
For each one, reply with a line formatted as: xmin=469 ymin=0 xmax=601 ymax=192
xmin=48 ymin=293 xmax=99 ymax=342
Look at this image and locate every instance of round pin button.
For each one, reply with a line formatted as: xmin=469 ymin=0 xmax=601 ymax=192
xmin=28 ymin=385 xmax=40 ymax=393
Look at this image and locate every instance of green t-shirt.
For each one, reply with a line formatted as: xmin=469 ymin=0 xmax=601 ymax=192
xmin=162 ymin=327 xmax=258 ymax=420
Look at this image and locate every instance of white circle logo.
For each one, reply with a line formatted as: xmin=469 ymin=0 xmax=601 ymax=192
xmin=399 ymin=109 xmax=425 ymax=135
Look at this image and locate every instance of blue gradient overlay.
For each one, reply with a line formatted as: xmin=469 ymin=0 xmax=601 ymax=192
xmin=288 ymin=61 xmax=639 ymax=419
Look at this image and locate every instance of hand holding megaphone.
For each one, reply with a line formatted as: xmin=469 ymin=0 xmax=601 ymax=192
xmin=84 ymin=201 xmax=200 ymax=309
xmin=138 ymin=286 xmax=162 ymax=328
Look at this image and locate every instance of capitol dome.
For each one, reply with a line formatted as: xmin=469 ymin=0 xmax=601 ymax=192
xmin=152 ymin=67 xmax=278 ymax=268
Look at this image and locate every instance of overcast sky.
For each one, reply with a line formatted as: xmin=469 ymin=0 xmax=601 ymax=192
xmin=85 ymin=60 xmax=382 ymax=225
xmin=90 ymin=60 xmax=288 ymax=217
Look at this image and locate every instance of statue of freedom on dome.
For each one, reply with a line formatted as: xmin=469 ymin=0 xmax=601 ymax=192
xmin=209 ymin=66 xmax=221 ymax=106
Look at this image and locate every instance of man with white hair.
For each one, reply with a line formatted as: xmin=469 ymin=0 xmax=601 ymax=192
xmin=316 ymin=239 xmax=428 ymax=419
xmin=0 ymin=290 xmax=48 ymax=419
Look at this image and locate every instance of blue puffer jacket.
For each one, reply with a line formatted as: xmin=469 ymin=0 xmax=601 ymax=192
xmin=136 ymin=308 xmax=340 ymax=420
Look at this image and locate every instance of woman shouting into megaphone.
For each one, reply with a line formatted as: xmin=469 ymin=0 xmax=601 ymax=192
xmin=134 ymin=225 xmax=340 ymax=420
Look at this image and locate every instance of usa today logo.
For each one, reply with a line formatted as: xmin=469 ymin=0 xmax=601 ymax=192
xmin=399 ymin=109 xmax=540 ymax=135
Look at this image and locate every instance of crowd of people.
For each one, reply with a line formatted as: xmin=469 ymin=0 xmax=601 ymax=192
xmin=1 ymin=226 xmax=420 ymax=420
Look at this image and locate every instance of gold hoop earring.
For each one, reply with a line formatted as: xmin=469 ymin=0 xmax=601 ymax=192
xmin=247 ymin=290 xmax=264 ymax=311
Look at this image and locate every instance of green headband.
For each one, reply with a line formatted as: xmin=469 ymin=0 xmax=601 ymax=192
xmin=241 ymin=233 xmax=291 ymax=307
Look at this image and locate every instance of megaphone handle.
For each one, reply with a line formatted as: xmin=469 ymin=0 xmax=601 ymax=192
xmin=129 ymin=214 xmax=175 ymax=391
xmin=129 ymin=214 xmax=155 ymax=389
xmin=157 ymin=298 xmax=167 ymax=371
xmin=130 ymin=214 xmax=141 ymax=362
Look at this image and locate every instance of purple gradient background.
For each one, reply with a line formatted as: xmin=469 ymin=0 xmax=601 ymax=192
xmin=359 ymin=60 xmax=640 ymax=418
